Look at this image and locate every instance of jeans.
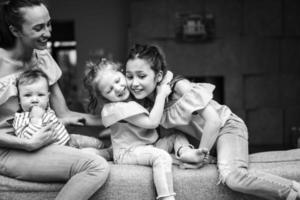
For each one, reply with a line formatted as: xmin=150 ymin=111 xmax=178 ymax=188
xmin=115 ymin=145 xmax=175 ymax=199
xmin=68 ymin=134 xmax=105 ymax=149
xmin=0 ymin=144 xmax=110 ymax=200
xmin=217 ymin=114 xmax=299 ymax=200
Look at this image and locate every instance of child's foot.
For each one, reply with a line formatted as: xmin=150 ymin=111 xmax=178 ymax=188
xmin=292 ymin=181 xmax=300 ymax=198
xmin=179 ymin=162 xmax=205 ymax=169
xmin=178 ymin=147 xmax=206 ymax=163
xmin=206 ymin=155 xmax=217 ymax=164
xmin=170 ymin=154 xmax=183 ymax=166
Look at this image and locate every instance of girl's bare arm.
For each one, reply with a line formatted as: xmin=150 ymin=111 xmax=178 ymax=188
xmin=126 ymin=82 xmax=171 ymax=129
xmin=198 ymin=105 xmax=222 ymax=151
xmin=125 ymin=91 xmax=169 ymax=129
xmin=172 ymin=79 xmax=221 ymax=151
xmin=50 ymin=83 xmax=102 ymax=126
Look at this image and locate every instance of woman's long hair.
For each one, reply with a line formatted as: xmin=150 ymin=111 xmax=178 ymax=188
xmin=0 ymin=0 xmax=44 ymax=48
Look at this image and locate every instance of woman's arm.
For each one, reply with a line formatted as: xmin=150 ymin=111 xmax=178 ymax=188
xmin=50 ymin=83 xmax=102 ymax=126
xmin=0 ymin=123 xmax=57 ymax=151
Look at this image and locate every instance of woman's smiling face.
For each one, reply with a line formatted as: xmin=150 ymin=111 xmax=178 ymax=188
xmin=125 ymin=58 xmax=160 ymax=100
xmin=17 ymin=4 xmax=52 ymax=50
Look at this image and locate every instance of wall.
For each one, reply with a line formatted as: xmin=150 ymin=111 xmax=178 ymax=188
xmin=46 ymin=0 xmax=300 ymax=152
xmin=129 ymin=0 xmax=300 ymax=152
xmin=47 ymin=0 xmax=129 ymax=103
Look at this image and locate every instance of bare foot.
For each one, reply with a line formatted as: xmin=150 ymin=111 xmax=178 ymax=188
xmin=206 ymin=155 xmax=217 ymax=164
xmin=292 ymin=181 xmax=300 ymax=198
xmin=179 ymin=162 xmax=205 ymax=169
xmin=170 ymin=154 xmax=183 ymax=166
xmin=178 ymin=147 xmax=206 ymax=163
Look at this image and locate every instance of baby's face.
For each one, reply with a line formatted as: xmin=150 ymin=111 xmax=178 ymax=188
xmin=96 ymin=69 xmax=130 ymax=102
xmin=18 ymin=77 xmax=50 ymax=112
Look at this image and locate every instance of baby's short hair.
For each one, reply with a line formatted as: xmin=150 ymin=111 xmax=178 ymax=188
xmin=17 ymin=69 xmax=49 ymax=89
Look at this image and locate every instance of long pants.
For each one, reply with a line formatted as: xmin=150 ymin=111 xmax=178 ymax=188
xmin=0 ymin=144 xmax=110 ymax=200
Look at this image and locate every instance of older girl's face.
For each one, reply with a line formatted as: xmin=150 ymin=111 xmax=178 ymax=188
xmin=16 ymin=4 xmax=51 ymax=50
xmin=125 ymin=58 xmax=161 ymax=100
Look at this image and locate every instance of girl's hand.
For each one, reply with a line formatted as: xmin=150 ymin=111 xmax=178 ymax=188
xmin=24 ymin=123 xmax=57 ymax=151
xmin=156 ymin=82 xmax=171 ymax=98
xmin=160 ymin=70 xmax=173 ymax=86
xmin=59 ymin=111 xmax=86 ymax=126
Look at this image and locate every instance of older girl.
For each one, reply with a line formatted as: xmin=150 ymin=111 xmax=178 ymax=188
xmin=125 ymin=43 xmax=300 ymax=200
xmin=0 ymin=1 xmax=109 ymax=199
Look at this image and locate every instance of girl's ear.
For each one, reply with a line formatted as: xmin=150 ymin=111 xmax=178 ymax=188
xmin=155 ymin=70 xmax=163 ymax=83
xmin=9 ymin=25 xmax=21 ymax=37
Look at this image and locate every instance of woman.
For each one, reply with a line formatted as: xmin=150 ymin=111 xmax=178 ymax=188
xmin=124 ymin=43 xmax=300 ymax=200
xmin=0 ymin=0 xmax=109 ymax=200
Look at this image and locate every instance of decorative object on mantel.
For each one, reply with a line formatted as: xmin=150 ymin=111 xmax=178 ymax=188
xmin=175 ymin=12 xmax=215 ymax=43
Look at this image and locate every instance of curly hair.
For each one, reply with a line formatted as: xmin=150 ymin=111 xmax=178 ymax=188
xmin=83 ymin=58 xmax=122 ymax=114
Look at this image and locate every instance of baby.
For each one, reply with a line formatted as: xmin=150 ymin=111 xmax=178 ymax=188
xmin=13 ymin=69 xmax=105 ymax=151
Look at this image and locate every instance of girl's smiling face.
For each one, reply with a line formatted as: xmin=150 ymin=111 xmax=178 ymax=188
xmin=96 ymin=69 xmax=130 ymax=102
xmin=125 ymin=58 xmax=162 ymax=100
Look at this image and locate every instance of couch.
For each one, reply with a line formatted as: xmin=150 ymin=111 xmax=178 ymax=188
xmin=1 ymin=149 xmax=300 ymax=200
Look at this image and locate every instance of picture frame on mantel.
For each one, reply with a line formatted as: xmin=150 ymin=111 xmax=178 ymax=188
xmin=175 ymin=12 xmax=215 ymax=43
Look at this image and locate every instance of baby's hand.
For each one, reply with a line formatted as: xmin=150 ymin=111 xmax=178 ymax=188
xmin=156 ymin=82 xmax=171 ymax=98
xmin=30 ymin=106 xmax=45 ymax=119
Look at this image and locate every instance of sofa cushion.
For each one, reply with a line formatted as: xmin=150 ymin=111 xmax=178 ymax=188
xmin=0 ymin=149 xmax=300 ymax=200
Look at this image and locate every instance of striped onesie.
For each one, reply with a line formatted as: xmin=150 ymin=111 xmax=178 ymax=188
xmin=12 ymin=108 xmax=70 ymax=145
